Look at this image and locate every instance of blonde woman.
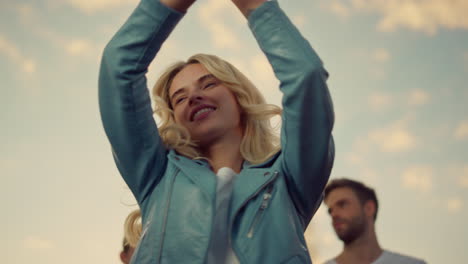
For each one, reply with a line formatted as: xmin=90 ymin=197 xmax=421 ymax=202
xmin=99 ymin=0 xmax=334 ymax=263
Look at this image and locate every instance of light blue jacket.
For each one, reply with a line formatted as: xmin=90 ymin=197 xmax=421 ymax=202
xmin=99 ymin=0 xmax=334 ymax=263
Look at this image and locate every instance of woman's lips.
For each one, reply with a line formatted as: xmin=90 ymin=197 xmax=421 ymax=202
xmin=190 ymin=106 xmax=216 ymax=121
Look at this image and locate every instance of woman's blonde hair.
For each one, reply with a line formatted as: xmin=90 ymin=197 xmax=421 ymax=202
xmin=152 ymin=54 xmax=281 ymax=164
xmin=123 ymin=209 xmax=142 ymax=249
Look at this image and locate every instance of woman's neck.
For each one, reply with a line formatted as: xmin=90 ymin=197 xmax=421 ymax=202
xmin=200 ymin=134 xmax=244 ymax=174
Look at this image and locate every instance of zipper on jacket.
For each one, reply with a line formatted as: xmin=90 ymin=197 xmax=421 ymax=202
xmin=246 ymin=183 xmax=275 ymax=238
xmin=157 ymin=168 xmax=179 ymax=263
xmin=228 ymin=171 xmax=279 ymax=257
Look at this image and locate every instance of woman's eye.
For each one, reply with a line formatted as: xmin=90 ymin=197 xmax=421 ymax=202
xmin=175 ymin=97 xmax=186 ymax=105
xmin=204 ymin=82 xmax=216 ymax=89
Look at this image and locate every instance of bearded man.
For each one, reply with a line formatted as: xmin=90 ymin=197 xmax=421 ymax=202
xmin=323 ymin=178 xmax=426 ymax=264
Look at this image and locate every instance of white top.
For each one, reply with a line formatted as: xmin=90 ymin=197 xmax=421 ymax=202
xmin=324 ymin=250 xmax=426 ymax=264
xmin=206 ymin=167 xmax=240 ymax=264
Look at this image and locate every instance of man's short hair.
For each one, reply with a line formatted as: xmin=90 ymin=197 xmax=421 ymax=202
xmin=324 ymin=178 xmax=379 ymax=220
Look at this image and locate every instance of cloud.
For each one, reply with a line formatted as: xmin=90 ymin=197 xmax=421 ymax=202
xmin=323 ymin=0 xmax=468 ymax=34
xmin=23 ymin=236 xmax=55 ymax=250
xmin=446 ymin=197 xmax=463 ymax=213
xmin=65 ymin=39 xmax=95 ymax=56
xmin=367 ymin=88 xmax=430 ymax=111
xmin=372 ymin=48 xmax=390 ymax=63
xmin=401 ymin=165 xmax=434 ymax=193
xmin=292 ymin=15 xmax=307 ymax=29
xmin=454 ymin=121 xmax=468 ymax=140
xmin=368 ymin=91 xmax=393 ymax=111
xmin=345 ymin=152 xmax=364 ymax=166
xmin=323 ymin=0 xmax=351 ymax=18
xmin=16 ymin=3 xmax=35 ymax=19
xmin=12 ymin=3 xmax=102 ymax=62
xmin=66 ymin=0 xmax=136 ymax=14
xmin=458 ymin=166 xmax=468 ymax=188
xmin=368 ymin=121 xmax=417 ymax=153
xmin=16 ymin=0 xmax=103 ymax=62
xmin=407 ymin=88 xmax=430 ymax=106
xmin=196 ymin=0 xmax=242 ymax=50
xmin=0 ymin=35 xmax=37 ymax=74
xmin=250 ymin=54 xmax=274 ymax=82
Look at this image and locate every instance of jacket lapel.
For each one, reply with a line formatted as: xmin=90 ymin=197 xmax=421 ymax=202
xmin=167 ymin=150 xmax=217 ymax=200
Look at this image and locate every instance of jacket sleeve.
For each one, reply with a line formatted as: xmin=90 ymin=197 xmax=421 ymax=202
xmin=98 ymin=0 xmax=184 ymax=204
xmin=248 ymin=1 xmax=335 ymax=223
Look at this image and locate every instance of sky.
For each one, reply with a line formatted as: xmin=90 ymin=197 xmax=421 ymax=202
xmin=1 ymin=0 xmax=468 ymax=263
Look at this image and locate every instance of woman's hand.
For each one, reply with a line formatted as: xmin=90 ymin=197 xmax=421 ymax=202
xmin=231 ymin=0 xmax=268 ymax=18
xmin=160 ymin=0 xmax=197 ymax=12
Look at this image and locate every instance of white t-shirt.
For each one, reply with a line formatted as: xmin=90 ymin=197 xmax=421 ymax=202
xmin=206 ymin=167 xmax=240 ymax=264
xmin=324 ymin=250 xmax=426 ymax=264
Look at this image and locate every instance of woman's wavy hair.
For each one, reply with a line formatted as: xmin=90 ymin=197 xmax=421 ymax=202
xmin=122 ymin=209 xmax=141 ymax=250
xmin=152 ymin=53 xmax=281 ymax=164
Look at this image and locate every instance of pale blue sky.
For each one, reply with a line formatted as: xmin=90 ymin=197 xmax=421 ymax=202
xmin=2 ymin=0 xmax=468 ymax=263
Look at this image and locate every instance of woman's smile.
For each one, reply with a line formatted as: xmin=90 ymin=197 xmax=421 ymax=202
xmin=190 ymin=104 xmax=217 ymax=122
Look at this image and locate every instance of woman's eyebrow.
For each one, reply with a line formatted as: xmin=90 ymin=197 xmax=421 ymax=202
xmin=198 ymin=73 xmax=217 ymax=83
xmin=198 ymin=74 xmax=216 ymax=84
xmin=170 ymin=88 xmax=186 ymax=102
xmin=170 ymin=74 xmax=216 ymax=101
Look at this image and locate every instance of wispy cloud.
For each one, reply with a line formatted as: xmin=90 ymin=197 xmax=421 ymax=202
xmin=292 ymin=14 xmax=307 ymax=29
xmin=367 ymin=88 xmax=430 ymax=112
xmin=65 ymin=39 xmax=96 ymax=57
xmin=12 ymin=3 xmax=102 ymax=62
xmin=368 ymin=119 xmax=417 ymax=153
xmin=407 ymin=88 xmax=430 ymax=106
xmin=454 ymin=121 xmax=468 ymax=140
xmin=402 ymin=165 xmax=434 ymax=193
xmin=0 ymin=34 xmax=37 ymax=74
xmin=196 ymin=0 xmax=242 ymax=50
xmin=250 ymin=54 xmax=274 ymax=83
xmin=372 ymin=48 xmax=391 ymax=63
xmin=368 ymin=91 xmax=393 ymax=111
xmin=458 ymin=166 xmax=468 ymax=188
xmin=323 ymin=0 xmax=468 ymax=35
xmin=345 ymin=120 xmax=419 ymax=187
xmin=323 ymin=0 xmax=351 ymax=18
xmin=65 ymin=0 xmax=136 ymax=14
xmin=23 ymin=236 xmax=55 ymax=250
xmin=446 ymin=197 xmax=463 ymax=213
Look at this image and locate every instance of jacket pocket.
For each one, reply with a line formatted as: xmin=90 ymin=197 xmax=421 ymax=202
xmin=246 ymin=183 xmax=275 ymax=238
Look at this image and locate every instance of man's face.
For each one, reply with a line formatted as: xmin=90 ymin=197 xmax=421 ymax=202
xmin=325 ymin=187 xmax=368 ymax=244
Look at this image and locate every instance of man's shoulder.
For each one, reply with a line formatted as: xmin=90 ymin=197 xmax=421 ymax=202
xmin=377 ymin=250 xmax=426 ymax=264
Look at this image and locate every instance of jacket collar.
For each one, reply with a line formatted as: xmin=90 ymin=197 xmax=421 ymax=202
xmin=167 ymin=149 xmax=282 ymax=211
xmin=167 ymin=150 xmax=216 ymax=200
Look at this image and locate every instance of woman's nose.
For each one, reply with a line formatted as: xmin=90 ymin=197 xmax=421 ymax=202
xmin=188 ymin=90 xmax=204 ymax=105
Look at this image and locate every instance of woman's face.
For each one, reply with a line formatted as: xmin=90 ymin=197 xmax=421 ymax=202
xmin=168 ymin=63 xmax=243 ymax=145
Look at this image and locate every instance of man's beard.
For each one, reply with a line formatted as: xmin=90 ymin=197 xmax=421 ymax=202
xmin=335 ymin=215 xmax=367 ymax=245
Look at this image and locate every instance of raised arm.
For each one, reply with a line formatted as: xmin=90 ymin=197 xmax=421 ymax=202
xmin=98 ymin=0 xmax=191 ymax=204
xmin=244 ymin=1 xmax=335 ymax=222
